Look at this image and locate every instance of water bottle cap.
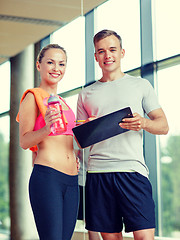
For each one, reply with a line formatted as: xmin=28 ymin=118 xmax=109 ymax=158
xmin=48 ymin=94 xmax=60 ymax=104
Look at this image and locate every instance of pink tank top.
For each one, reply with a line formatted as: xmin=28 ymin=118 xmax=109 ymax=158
xmin=34 ymin=97 xmax=76 ymax=136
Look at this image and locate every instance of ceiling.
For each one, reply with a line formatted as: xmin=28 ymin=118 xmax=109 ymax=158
xmin=0 ymin=0 xmax=107 ymax=65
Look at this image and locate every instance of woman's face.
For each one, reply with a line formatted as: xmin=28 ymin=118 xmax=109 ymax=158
xmin=36 ymin=48 xmax=67 ymax=86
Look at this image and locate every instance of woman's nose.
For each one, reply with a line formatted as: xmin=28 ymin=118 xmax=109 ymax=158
xmin=53 ymin=63 xmax=59 ymax=71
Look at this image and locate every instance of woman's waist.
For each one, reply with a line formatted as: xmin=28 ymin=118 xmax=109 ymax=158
xmin=34 ymin=154 xmax=78 ymax=175
xmin=36 ymin=146 xmax=76 ymax=162
xmin=33 ymin=164 xmax=78 ymax=182
xmin=38 ymin=135 xmax=73 ymax=150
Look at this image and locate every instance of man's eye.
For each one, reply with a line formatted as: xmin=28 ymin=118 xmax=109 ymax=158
xmin=98 ymin=51 xmax=104 ymax=54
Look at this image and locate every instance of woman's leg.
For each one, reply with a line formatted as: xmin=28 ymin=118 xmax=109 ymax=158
xmin=29 ymin=165 xmax=64 ymax=240
xmin=62 ymin=184 xmax=79 ymax=240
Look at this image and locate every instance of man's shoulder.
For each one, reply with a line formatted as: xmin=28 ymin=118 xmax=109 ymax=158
xmin=80 ymin=80 xmax=99 ymax=94
xmin=125 ymin=74 xmax=151 ymax=85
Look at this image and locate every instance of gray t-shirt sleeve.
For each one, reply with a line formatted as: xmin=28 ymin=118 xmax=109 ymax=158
xmin=142 ymin=79 xmax=161 ymax=114
xmin=77 ymin=92 xmax=89 ymax=120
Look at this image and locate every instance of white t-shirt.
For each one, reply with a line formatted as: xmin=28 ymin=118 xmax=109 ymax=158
xmin=77 ymin=74 xmax=161 ymax=177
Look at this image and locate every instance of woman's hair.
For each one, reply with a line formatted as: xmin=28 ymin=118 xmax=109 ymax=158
xmin=93 ymin=29 xmax=122 ymax=49
xmin=37 ymin=44 xmax=67 ymax=63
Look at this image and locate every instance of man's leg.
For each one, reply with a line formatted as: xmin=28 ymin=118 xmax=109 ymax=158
xmin=101 ymin=232 xmax=123 ymax=240
xmin=88 ymin=231 xmax=102 ymax=240
xmin=133 ymin=228 xmax=155 ymax=240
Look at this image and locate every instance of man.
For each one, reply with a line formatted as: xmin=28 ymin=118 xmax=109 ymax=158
xmin=76 ymin=29 xmax=169 ymax=240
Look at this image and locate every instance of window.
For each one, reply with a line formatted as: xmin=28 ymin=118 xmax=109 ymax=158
xmin=0 ymin=62 xmax=10 ymax=113
xmin=152 ymin=0 xmax=180 ymax=60
xmin=157 ymin=64 xmax=180 ymax=238
xmin=0 ymin=116 xmax=10 ymax=235
xmin=51 ymin=16 xmax=85 ymax=94
xmin=64 ymin=94 xmax=79 ymax=118
xmin=95 ymin=0 xmax=141 ymax=79
xmin=0 ymin=61 xmax=10 ymax=236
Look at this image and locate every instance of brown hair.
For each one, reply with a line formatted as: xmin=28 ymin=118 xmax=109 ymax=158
xmin=93 ymin=29 xmax=122 ymax=49
xmin=37 ymin=44 xmax=67 ymax=63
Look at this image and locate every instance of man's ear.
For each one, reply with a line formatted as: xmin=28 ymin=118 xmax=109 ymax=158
xmin=121 ymin=49 xmax=125 ymax=58
xmin=94 ymin=52 xmax=98 ymax=62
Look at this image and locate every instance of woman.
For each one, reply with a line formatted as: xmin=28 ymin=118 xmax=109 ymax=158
xmin=17 ymin=44 xmax=79 ymax=240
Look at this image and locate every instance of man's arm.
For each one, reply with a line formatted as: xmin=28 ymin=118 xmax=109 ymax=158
xmin=119 ymin=108 xmax=169 ymax=135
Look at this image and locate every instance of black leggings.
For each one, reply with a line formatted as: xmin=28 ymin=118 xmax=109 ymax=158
xmin=29 ymin=164 xmax=79 ymax=240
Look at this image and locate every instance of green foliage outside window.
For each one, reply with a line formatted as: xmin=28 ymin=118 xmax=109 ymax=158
xmin=0 ymin=133 xmax=9 ymax=230
xmin=161 ymin=135 xmax=180 ymax=237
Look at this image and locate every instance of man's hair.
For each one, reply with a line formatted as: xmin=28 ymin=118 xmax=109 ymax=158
xmin=93 ymin=29 xmax=122 ymax=49
xmin=37 ymin=44 xmax=67 ymax=63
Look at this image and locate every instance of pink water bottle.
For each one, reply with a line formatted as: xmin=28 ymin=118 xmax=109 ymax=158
xmin=47 ymin=94 xmax=67 ymax=134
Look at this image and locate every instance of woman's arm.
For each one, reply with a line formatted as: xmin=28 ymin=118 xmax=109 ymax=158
xmin=19 ymin=92 xmax=52 ymax=149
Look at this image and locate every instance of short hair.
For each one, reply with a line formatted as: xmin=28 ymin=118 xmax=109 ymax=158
xmin=37 ymin=44 xmax=67 ymax=63
xmin=93 ymin=29 xmax=122 ymax=49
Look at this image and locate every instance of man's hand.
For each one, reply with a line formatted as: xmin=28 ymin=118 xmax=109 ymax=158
xmin=119 ymin=108 xmax=169 ymax=135
xmin=84 ymin=116 xmax=97 ymax=123
xmin=119 ymin=113 xmax=145 ymax=131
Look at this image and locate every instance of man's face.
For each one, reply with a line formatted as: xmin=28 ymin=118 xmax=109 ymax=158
xmin=94 ymin=35 xmax=125 ymax=74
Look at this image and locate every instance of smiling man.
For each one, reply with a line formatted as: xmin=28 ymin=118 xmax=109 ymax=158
xmin=76 ymin=29 xmax=169 ymax=240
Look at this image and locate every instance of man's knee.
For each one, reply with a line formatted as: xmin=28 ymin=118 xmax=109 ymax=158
xmin=133 ymin=228 xmax=155 ymax=240
xmin=101 ymin=232 xmax=123 ymax=240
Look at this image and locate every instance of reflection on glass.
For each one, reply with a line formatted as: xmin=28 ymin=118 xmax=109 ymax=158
xmin=51 ymin=17 xmax=85 ymax=94
xmin=64 ymin=94 xmax=78 ymax=118
xmin=0 ymin=61 xmax=10 ymax=113
xmin=152 ymin=0 xmax=180 ymax=60
xmin=65 ymin=93 xmax=87 ymax=234
xmin=157 ymin=65 xmax=180 ymax=238
xmin=95 ymin=0 xmax=141 ymax=77
xmin=0 ymin=116 xmax=10 ymax=235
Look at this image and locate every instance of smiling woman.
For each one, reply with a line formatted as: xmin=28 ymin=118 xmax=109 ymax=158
xmin=16 ymin=44 xmax=79 ymax=240
xmin=36 ymin=44 xmax=67 ymax=88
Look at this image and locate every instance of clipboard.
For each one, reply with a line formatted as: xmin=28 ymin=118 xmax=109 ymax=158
xmin=73 ymin=107 xmax=133 ymax=148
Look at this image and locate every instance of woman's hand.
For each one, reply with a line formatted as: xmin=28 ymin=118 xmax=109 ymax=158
xmin=44 ymin=108 xmax=61 ymax=132
xmin=76 ymin=157 xmax=80 ymax=172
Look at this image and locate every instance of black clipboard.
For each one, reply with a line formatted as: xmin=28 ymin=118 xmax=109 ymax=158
xmin=73 ymin=107 xmax=133 ymax=148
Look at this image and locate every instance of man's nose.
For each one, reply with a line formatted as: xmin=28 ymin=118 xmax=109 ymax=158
xmin=105 ymin=51 xmax=111 ymax=58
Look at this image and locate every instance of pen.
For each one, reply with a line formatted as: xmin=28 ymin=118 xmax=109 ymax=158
xmin=75 ymin=120 xmax=86 ymax=123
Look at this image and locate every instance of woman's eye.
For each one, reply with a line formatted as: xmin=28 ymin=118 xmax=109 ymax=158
xmin=47 ymin=61 xmax=53 ymax=64
xmin=59 ymin=63 xmax=65 ymax=66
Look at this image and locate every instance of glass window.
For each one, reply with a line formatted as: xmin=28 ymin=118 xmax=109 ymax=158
xmin=95 ymin=0 xmax=141 ymax=79
xmin=0 ymin=61 xmax=10 ymax=113
xmin=64 ymin=94 xmax=79 ymax=118
xmin=51 ymin=16 xmax=85 ymax=94
xmin=157 ymin=64 xmax=180 ymax=238
xmin=152 ymin=0 xmax=180 ymax=60
xmin=0 ymin=116 xmax=10 ymax=235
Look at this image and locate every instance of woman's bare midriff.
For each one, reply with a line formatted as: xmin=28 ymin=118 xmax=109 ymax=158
xmin=34 ymin=135 xmax=78 ymax=175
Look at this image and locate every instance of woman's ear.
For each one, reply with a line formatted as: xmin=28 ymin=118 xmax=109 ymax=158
xmin=36 ymin=61 xmax=40 ymax=71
